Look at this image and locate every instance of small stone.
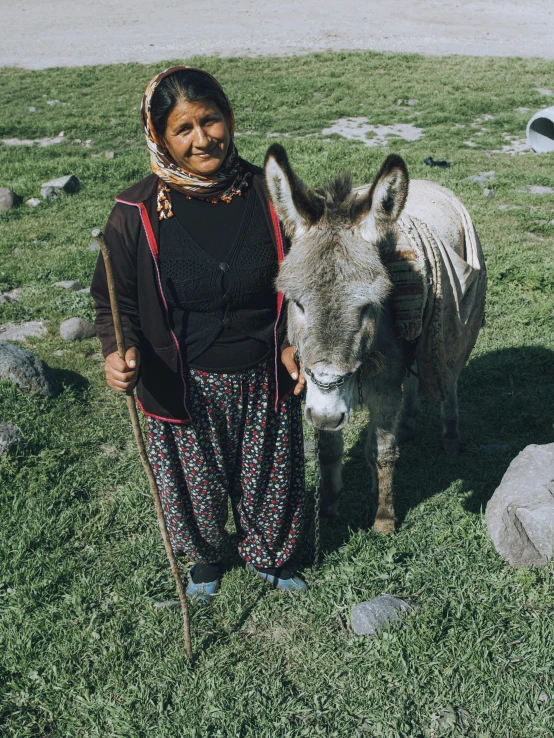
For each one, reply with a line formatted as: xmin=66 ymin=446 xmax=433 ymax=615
xmin=526 ymin=185 xmax=553 ymax=195
xmin=99 ymin=443 xmax=119 ymax=457
xmin=153 ymin=600 xmax=180 ymax=609
xmin=3 ymin=288 xmax=22 ymax=301
xmin=52 ymin=280 xmax=83 ymax=291
xmin=13 ymin=248 xmax=22 ymax=254
xmin=538 ymin=692 xmax=548 ymax=703
xmin=517 ymin=107 xmax=531 ymax=113
xmin=535 ymin=88 xmax=553 ymax=97
xmin=29 ymin=107 xmax=37 ymax=113
xmin=313 ymin=94 xmax=325 ymax=99
xmin=40 ymin=174 xmax=80 ymax=199
xmin=47 ymin=99 xmax=61 ymax=105
xmin=78 ymin=287 xmax=90 ymax=294
xmin=351 ymin=595 xmax=413 ymax=636
xmin=59 ymin=317 xmax=95 ymax=341
xmin=466 ymin=171 xmax=495 ymax=187
xmin=486 ymin=443 xmax=554 ymax=567
xmin=0 ymin=422 xmax=23 ymax=456
xmin=104 ymin=151 xmax=115 ymax=160
xmin=0 ymin=321 xmax=47 ymax=342
xmin=482 ymin=188 xmax=494 ymax=198
xmin=480 ymin=444 xmax=510 ymax=453
xmin=0 ymin=341 xmax=57 ymax=395
xmin=0 ymin=188 xmax=22 ymax=212
xmin=26 ymin=198 xmax=41 ymax=207
xmin=88 ymin=242 xmax=100 ymax=252
xmin=407 ymin=99 xmax=419 ymax=106
xmin=53 ymin=349 xmax=67 ymax=356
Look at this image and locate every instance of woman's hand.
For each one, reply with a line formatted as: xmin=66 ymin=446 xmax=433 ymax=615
xmin=104 ymin=347 xmax=140 ymax=394
xmin=281 ymin=346 xmax=306 ymax=396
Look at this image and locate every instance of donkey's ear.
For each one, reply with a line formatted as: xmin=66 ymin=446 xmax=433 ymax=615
xmin=264 ymin=144 xmax=324 ymax=237
xmin=355 ymin=154 xmax=409 ymax=238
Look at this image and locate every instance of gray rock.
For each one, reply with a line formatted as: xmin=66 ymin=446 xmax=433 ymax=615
xmin=480 ymin=444 xmax=510 ymax=453
xmin=26 ymin=198 xmax=41 ymax=207
xmin=486 ymin=443 xmax=554 ymax=567
xmin=88 ymin=242 xmax=100 ymax=252
xmin=59 ymin=317 xmax=95 ymax=341
xmin=0 ymin=321 xmax=47 ymax=342
xmin=29 ymin=106 xmax=37 ymax=113
xmin=351 ymin=594 xmax=413 ymax=636
xmin=104 ymin=151 xmax=115 ymax=160
xmin=40 ymin=174 xmax=80 ymax=199
xmin=78 ymin=287 xmax=90 ymax=294
xmin=0 ymin=188 xmax=22 ymax=211
xmin=482 ymin=188 xmax=495 ymax=198
xmin=535 ymin=88 xmax=553 ymax=97
xmin=52 ymin=280 xmax=83 ymax=291
xmin=407 ymin=99 xmax=420 ymax=106
xmin=0 ymin=422 xmax=23 ymax=455
xmin=0 ymin=341 xmax=56 ymax=395
xmin=153 ymin=600 xmax=180 ymax=609
xmin=13 ymin=248 xmax=21 ymax=254
xmin=526 ymin=185 xmax=553 ymax=195
xmin=467 ymin=170 xmax=495 ymax=187
xmin=312 ymin=94 xmax=325 ymax=100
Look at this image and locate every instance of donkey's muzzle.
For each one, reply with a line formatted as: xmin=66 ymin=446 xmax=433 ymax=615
xmin=305 ymin=408 xmax=347 ymax=431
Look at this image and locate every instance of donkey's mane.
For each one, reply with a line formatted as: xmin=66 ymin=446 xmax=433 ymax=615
xmin=315 ymin=172 xmax=357 ymax=216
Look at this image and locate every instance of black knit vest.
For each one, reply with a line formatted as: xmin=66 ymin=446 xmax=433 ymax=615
xmin=158 ymin=188 xmax=278 ymax=371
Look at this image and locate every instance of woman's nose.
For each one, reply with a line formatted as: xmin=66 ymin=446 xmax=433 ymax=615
xmin=192 ymin=124 xmax=209 ymax=148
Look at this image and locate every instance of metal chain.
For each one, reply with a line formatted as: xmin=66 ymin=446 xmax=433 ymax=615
xmin=313 ymin=428 xmax=322 ymax=568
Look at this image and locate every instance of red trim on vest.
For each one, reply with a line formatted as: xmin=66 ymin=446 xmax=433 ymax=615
xmin=135 ymin=396 xmax=190 ymax=425
xmin=269 ymin=201 xmax=288 ymax=410
xmin=116 ymin=197 xmax=189 ymax=423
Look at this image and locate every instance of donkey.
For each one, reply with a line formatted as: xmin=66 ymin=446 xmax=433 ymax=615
xmin=265 ymin=144 xmax=486 ymax=534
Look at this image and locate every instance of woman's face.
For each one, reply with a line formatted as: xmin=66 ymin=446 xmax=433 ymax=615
xmin=162 ymin=98 xmax=231 ymax=176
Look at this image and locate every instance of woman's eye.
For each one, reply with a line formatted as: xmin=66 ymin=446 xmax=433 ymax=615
xmin=293 ymin=300 xmax=305 ymax=313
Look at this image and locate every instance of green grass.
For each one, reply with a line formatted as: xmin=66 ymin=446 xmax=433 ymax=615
xmin=1 ymin=51 xmax=554 ymax=738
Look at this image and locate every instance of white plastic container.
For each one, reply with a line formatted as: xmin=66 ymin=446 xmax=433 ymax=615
xmin=527 ymin=106 xmax=554 ymax=153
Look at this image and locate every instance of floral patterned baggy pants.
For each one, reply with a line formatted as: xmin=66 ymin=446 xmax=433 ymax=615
xmin=146 ymin=359 xmax=305 ymax=567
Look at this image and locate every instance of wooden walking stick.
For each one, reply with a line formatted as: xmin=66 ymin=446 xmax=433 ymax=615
xmin=92 ymin=228 xmax=193 ymax=664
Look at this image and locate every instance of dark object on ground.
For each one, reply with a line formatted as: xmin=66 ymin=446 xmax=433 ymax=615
xmin=0 ymin=341 xmax=57 ymax=395
xmin=486 ymin=442 xmax=554 ymax=567
xmin=41 ymin=174 xmax=80 ymax=199
xmin=0 ymin=422 xmax=23 ymax=455
xmin=424 ymin=156 xmax=451 ymax=168
xmin=351 ymin=594 xmax=413 ymax=636
xmin=0 ymin=188 xmax=22 ymax=211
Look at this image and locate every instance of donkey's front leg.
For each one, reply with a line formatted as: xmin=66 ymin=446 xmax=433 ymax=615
xmin=365 ymin=388 xmax=403 ymax=535
xmin=316 ymin=429 xmax=344 ymax=517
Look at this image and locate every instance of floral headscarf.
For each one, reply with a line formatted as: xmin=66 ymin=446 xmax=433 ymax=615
xmin=141 ymin=66 xmax=250 ymax=218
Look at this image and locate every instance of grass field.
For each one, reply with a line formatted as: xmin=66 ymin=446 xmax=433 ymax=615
xmin=1 ymin=52 xmax=554 ymax=738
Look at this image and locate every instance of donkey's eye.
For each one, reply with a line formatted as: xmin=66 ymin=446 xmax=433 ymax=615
xmin=293 ymin=300 xmax=305 ymax=313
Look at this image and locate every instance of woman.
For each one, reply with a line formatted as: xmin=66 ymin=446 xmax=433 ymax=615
xmin=91 ymin=66 xmax=307 ymax=601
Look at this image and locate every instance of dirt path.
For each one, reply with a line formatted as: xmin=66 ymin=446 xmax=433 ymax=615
xmin=2 ymin=0 xmax=554 ymax=69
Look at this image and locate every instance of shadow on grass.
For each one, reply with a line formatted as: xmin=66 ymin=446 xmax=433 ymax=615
xmin=53 ymin=367 xmax=90 ymax=393
xmin=318 ymin=345 xmax=554 ymax=556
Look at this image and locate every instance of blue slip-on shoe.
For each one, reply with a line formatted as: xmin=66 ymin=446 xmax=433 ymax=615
xmin=246 ymin=563 xmax=308 ymax=592
xmin=186 ymin=565 xmax=220 ymax=603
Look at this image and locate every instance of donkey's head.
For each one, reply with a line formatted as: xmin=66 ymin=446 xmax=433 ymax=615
xmin=265 ymin=144 xmax=409 ymax=431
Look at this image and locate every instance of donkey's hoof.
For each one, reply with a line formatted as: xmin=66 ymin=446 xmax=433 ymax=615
xmin=372 ymin=517 xmax=395 ymax=536
xmin=442 ymin=434 xmax=460 ymax=456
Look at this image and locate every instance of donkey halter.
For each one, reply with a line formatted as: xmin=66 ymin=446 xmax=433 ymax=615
xmin=302 ymin=365 xmax=357 ymax=392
